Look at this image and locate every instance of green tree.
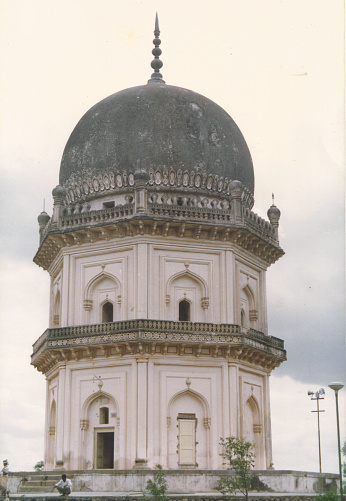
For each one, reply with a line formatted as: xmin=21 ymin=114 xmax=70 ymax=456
xmin=143 ymin=464 xmax=167 ymax=501
xmin=218 ymin=436 xmax=255 ymax=501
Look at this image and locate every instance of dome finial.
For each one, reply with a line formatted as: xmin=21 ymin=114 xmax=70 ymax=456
xmin=148 ymin=13 xmax=165 ymax=84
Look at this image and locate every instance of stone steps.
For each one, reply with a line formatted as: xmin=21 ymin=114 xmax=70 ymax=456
xmin=17 ymin=474 xmax=65 ymax=494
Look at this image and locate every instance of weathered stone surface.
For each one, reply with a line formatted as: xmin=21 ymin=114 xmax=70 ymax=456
xmin=59 ymin=84 xmax=254 ymax=198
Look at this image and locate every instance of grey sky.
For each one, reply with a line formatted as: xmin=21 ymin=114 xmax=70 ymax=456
xmin=0 ymin=0 xmax=344 ymax=474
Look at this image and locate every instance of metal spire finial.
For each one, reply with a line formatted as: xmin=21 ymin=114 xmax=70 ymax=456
xmin=148 ymin=13 xmax=165 ymax=84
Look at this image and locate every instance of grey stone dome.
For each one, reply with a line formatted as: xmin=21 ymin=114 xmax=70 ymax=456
xmin=60 ymin=82 xmax=254 ymax=204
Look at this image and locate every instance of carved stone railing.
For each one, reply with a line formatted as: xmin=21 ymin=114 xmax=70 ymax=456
xmin=243 ymin=207 xmax=276 ymax=240
xmin=149 ymin=202 xmax=234 ymax=223
xmin=52 ymin=202 xmax=277 ymax=245
xmin=60 ymin=203 xmax=135 ymax=229
xmin=32 ymin=319 xmax=286 ymax=362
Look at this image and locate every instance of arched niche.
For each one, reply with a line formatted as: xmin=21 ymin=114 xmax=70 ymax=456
xmin=167 ymin=388 xmax=210 ymax=469
xmin=84 ymin=272 xmax=121 ymax=324
xmin=166 ymin=269 xmax=209 ymax=322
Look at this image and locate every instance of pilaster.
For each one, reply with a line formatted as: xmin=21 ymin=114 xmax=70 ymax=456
xmin=264 ymin=374 xmax=273 ymax=469
xmin=55 ymin=364 xmax=66 ymax=468
xmin=136 ymin=358 xmax=149 ymax=462
xmin=228 ymin=363 xmax=239 ymax=437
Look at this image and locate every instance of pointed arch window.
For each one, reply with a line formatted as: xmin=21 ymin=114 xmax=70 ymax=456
xmin=179 ymin=300 xmax=190 ymax=321
xmin=99 ymin=407 xmax=109 ymax=425
xmin=102 ymin=302 xmax=113 ymax=323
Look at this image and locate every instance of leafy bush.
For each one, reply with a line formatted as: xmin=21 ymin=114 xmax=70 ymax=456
xmin=143 ymin=464 xmax=167 ymax=501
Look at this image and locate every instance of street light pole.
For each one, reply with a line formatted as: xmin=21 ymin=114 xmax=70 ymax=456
xmin=328 ymin=382 xmax=344 ymax=501
xmin=307 ymin=388 xmax=325 ymax=473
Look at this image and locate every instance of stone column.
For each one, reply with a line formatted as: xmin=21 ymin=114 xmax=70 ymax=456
xmin=135 ymin=358 xmax=149 ymax=466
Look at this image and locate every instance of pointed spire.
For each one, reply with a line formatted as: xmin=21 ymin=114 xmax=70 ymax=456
xmin=148 ymin=13 xmax=165 ymax=84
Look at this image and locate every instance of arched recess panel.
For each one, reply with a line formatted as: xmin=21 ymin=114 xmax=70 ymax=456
xmin=47 ymin=400 xmax=56 ymax=469
xmin=240 ymin=284 xmax=257 ymax=330
xmin=53 ymin=290 xmax=61 ymax=326
xmin=243 ymin=396 xmax=262 ymax=469
xmin=167 ymin=390 xmax=210 ymax=469
xmin=84 ymin=273 xmax=120 ymax=324
xmin=166 ymin=271 xmax=208 ymax=322
xmin=80 ymin=392 xmax=119 ymax=470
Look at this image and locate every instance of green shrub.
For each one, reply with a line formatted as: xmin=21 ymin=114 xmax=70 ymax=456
xmin=315 ymin=493 xmax=339 ymax=501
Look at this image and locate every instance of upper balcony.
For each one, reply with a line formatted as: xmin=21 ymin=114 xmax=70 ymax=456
xmin=31 ymin=319 xmax=286 ymax=375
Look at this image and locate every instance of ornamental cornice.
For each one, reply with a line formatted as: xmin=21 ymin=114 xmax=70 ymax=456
xmin=34 ymin=216 xmax=284 ymax=271
xmin=31 ymin=320 xmax=286 ymax=375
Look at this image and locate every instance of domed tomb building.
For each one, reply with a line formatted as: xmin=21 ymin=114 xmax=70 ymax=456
xmin=32 ymin=19 xmax=285 ymax=471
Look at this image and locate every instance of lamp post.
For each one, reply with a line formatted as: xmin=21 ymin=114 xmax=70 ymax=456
xmin=307 ymin=388 xmax=325 ymax=473
xmin=328 ymin=382 xmax=344 ymax=501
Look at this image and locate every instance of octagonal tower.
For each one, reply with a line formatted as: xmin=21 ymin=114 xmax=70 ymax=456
xmin=32 ymin=18 xmax=285 ymax=471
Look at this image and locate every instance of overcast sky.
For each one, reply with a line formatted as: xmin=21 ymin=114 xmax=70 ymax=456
xmin=0 ymin=0 xmax=344 ymax=475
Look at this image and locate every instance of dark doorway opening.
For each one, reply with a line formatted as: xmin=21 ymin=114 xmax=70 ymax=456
xmin=96 ymin=431 xmax=114 ymax=469
xmin=179 ymin=300 xmax=190 ymax=321
xmin=102 ymin=302 xmax=113 ymax=323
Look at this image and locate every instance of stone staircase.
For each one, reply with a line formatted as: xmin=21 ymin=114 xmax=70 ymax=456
xmin=17 ymin=473 xmax=62 ymax=494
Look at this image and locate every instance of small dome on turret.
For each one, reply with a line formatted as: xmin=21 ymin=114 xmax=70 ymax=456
xmin=37 ymin=211 xmax=50 ymax=225
xmin=267 ymin=204 xmax=281 ymax=222
xmin=52 ymin=184 xmax=67 ymax=198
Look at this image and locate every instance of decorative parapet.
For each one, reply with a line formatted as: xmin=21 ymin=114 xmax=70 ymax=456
xmin=31 ymin=319 xmax=286 ymax=374
xmin=34 ymin=202 xmax=284 ymax=271
xmin=60 ymin=203 xmax=135 ymax=229
xmin=62 ymin=168 xmax=255 ymax=209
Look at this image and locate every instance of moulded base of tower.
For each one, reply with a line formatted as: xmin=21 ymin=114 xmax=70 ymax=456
xmin=7 ymin=469 xmax=339 ymax=497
